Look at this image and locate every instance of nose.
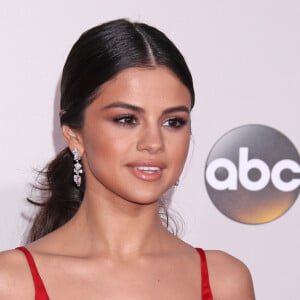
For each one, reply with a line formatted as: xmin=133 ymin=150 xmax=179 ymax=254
xmin=136 ymin=125 xmax=165 ymax=154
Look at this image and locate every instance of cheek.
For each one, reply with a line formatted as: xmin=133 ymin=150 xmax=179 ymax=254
xmin=167 ymin=132 xmax=190 ymax=166
xmin=83 ymin=129 xmax=133 ymax=166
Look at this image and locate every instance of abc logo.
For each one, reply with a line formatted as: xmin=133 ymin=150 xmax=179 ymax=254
xmin=205 ymin=125 xmax=300 ymax=224
xmin=207 ymin=147 xmax=300 ymax=192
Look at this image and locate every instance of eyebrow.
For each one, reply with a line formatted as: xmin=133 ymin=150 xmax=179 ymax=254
xmin=102 ymin=101 xmax=190 ymax=114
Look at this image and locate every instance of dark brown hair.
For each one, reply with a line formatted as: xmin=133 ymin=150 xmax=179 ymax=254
xmin=28 ymin=18 xmax=194 ymax=242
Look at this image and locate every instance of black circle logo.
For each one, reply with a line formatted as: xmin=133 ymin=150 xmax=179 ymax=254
xmin=205 ymin=124 xmax=300 ymax=224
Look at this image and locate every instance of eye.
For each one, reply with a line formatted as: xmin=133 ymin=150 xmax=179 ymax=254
xmin=113 ymin=114 xmax=138 ymax=126
xmin=162 ymin=117 xmax=187 ymax=129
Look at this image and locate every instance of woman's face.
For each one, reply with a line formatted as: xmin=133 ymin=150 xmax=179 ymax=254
xmin=70 ymin=66 xmax=192 ymax=205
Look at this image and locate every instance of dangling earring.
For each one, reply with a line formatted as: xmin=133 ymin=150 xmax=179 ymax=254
xmin=175 ymin=180 xmax=179 ymax=187
xmin=72 ymin=148 xmax=83 ymax=187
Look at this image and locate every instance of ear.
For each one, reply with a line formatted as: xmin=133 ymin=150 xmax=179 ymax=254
xmin=62 ymin=125 xmax=84 ymax=155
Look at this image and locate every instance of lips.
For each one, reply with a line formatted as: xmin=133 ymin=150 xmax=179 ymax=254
xmin=127 ymin=161 xmax=166 ymax=182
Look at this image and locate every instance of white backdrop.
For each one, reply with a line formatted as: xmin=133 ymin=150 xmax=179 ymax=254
xmin=1 ymin=1 xmax=299 ymax=299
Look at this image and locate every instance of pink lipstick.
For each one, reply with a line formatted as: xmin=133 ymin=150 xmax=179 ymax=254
xmin=127 ymin=161 xmax=166 ymax=182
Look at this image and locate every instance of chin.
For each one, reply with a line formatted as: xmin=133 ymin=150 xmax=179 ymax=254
xmin=121 ymin=190 xmax=164 ymax=206
xmin=127 ymin=195 xmax=160 ymax=206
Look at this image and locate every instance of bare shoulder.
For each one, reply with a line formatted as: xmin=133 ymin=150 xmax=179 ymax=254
xmin=205 ymin=250 xmax=255 ymax=300
xmin=0 ymin=249 xmax=34 ymax=299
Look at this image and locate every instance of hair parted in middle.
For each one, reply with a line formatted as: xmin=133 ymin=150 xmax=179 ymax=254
xmin=28 ymin=18 xmax=195 ymax=242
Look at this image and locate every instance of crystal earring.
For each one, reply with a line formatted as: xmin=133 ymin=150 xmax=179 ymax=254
xmin=72 ymin=148 xmax=83 ymax=187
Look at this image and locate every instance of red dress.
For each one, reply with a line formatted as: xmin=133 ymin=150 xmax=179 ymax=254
xmin=17 ymin=246 xmax=213 ymax=300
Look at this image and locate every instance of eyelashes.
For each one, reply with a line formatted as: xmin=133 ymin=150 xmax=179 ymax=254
xmin=162 ymin=117 xmax=187 ymax=128
xmin=113 ymin=115 xmax=137 ymax=126
xmin=112 ymin=114 xmax=188 ymax=129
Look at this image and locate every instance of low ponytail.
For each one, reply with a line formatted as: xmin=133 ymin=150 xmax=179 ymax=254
xmin=27 ymin=148 xmax=84 ymax=242
xmin=27 ymin=19 xmax=194 ymax=241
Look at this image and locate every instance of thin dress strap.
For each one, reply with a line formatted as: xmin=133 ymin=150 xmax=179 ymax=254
xmin=196 ymin=248 xmax=213 ymax=300
xmin=16 ymin=247 xmax=50 ymax=300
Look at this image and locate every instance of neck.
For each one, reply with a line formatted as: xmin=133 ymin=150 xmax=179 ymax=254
xmin=65 ymin=190 xmax=173 ymax=259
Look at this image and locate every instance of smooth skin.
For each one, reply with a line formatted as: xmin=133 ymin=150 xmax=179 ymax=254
xmin=0 ymin=67 xmax=255 ymax=299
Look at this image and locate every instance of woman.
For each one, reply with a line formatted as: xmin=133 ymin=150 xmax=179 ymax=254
xmin=0 ymin=19 xmax=255 ymax=299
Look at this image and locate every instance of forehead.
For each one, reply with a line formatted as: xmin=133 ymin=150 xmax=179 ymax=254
xmin=92 ymin=66 xmax=192 ymax=110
